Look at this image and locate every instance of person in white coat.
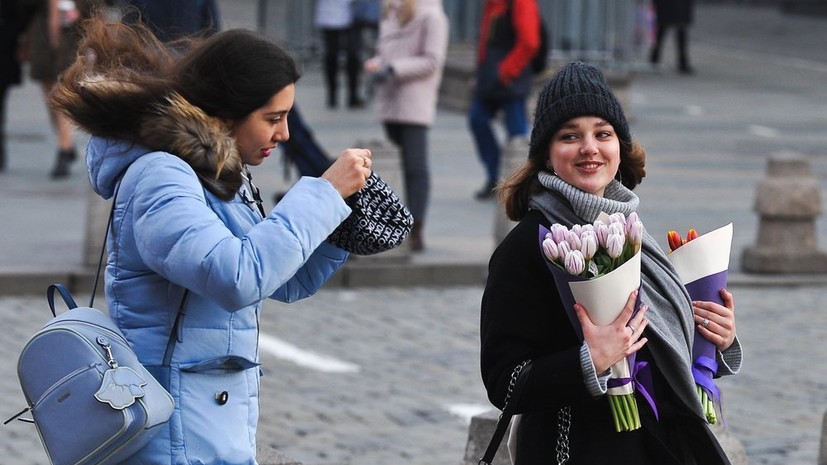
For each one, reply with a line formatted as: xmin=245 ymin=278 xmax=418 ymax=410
xmin=363 ymin=0 xmax=448 ymax=251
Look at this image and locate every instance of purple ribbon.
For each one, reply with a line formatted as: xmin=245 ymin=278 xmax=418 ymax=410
xmin=684 ymin=270 xmax=727 ymax=407
xmin=607 ymin=360 xmax=659 ymax=420
xmin=692 ymin=355 xmax=721 ymax=402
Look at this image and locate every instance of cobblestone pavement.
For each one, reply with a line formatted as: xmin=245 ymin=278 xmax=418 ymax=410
xmin=3 ymin=2 xmax=827 ymax=465
xmin=2 ymin=283 xmax=825 ymax=465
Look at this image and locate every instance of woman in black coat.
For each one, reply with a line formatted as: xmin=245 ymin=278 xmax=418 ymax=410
xmin=480 ymin=61 xmax=742 ymax=464
xmin=0 ymin=0 xmax=36 ymax=171
xmin=649 ymin=0 xmax=695 ymax=74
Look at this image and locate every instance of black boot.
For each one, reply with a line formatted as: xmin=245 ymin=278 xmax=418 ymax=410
xmin=474 ymin=180 xmax=497 ymax=201
xmin=677 ymin=27 xmax=694 ymax=75
xmin=409 ymin=221 xmax=425 ymax=252
xmin=50 ymin=148 xmax=76 ymax=179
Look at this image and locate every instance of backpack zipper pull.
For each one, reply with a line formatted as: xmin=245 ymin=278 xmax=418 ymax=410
xmin=96 ymin=337 xmax=119 ymax=369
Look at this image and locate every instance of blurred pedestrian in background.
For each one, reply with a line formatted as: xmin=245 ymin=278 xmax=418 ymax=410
xmin=468 ymin=0 xmax=541 ymax=200
xmin=364 ymin=0 xmax=448 ymax=251
xmin=649 ymin=0 xmax=695 ymax=74
xmin=25 ymin=0 xmax=102 ymax=178
xmin=119 ymin=0 xmax=220 ymax=42
xmin=0 ymin=0 xmax=37 ymax=172
xmin=315 ymin=0 xmax=365 ymax=109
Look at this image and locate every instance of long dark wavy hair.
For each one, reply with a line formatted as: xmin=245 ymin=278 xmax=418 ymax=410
xmin=51 ymin=13 xmax=300 ymax=138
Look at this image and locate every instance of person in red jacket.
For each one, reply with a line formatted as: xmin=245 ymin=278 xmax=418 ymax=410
xmin=468 ymin=0 xmax=540 ymax=200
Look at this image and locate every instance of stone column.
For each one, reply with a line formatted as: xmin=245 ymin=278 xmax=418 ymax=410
xmin=84 ymin=188 xmax=111 ymax=268
xmin=461 ymin=409 xmax=512 ymax=465
xmin=820 ymin=409 xmax=827 ymax=465
xmin=493 ymin=136 xmax=529 ymax=247
xmin=742 ymin=157 xmax=827 ymax=273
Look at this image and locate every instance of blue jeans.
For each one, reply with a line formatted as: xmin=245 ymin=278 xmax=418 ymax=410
xmin=468 ymin=94 xmax=529 ymax=184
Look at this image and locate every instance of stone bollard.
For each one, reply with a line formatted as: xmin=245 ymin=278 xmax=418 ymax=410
xmin=820 ymin=410 xmax=827 ymax=465
xmin=352 ymin=138 xmax=412 ymax=261
xmin=84 ymin=187 xmax=111 ymax=269
xmin=493 ymin=137 xmax=529 ymax=247
xmin=461 ymin=409 xmax=511 ymax=465
xmin=257 ymin=445 xmax=302 ymax=465
xmin=462 ymin=409 xmax=748 ymax=465
xmin=742 ymin=156 xmax=827 ymax=273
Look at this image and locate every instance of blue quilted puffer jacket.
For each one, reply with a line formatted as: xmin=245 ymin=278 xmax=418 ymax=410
xmin=86 ymin=107 xmax=350 ymax=464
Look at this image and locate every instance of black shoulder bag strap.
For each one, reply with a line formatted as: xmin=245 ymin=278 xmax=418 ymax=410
xmin=479 ymin=360 xmax=532 ymax=465
xmin=90 ymin=184 xmax=189 ymax=369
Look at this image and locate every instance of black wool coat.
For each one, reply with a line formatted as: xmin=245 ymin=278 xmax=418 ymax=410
xmin=480 ymin=210 xmax=730 ymax=465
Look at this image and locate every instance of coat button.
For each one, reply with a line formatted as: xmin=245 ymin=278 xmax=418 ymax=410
xmin=215 ymin=391 xmax=229 ymax=405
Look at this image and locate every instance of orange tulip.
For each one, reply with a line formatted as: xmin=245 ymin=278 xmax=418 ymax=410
xmin=686 ymin=228 xmax=699 ymax=242
xmin=667 ymin=230 xmax=684 ymax=251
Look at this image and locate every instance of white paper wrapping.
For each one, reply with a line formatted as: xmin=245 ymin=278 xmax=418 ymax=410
xmin=668 ymin=223 xmax=733 ymax=283
xmin=568 ymin=250 xmax=642 ymax=395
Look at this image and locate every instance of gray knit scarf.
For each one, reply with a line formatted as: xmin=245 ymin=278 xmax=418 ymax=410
xmin=530 ymin=172 xmax=704 ymax=418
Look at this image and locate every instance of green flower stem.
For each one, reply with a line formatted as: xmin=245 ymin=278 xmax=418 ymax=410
xmin=609 ymin=393 xmax=641 ymax=432
xmin=697 ymin=385 xmax=718 ymax=424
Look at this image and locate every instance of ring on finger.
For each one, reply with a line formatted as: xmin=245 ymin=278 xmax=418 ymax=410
xmin=361 ymin=156 xmax=369 ymax=167
xmin=702 ymin=318 xmax=709 ymax=328
xmin=628 ymin=324 xmax=636 ymax=334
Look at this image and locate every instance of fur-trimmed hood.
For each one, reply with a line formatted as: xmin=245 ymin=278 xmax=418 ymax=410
xmin=87 ymin=92 xmax=243 ymax=200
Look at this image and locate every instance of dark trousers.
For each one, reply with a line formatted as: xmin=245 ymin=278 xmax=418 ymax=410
xmin=321 ymin=27 xmax=362 ymax=107
xmin=0 ymin=85 xmax=8 ymax=171
xmin=650 ymin=24 xmax=691 ymax=71
xmin=384 ymin=122 xmax=429 ymax=222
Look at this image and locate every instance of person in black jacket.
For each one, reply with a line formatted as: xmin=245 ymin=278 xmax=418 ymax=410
xmin=0 ymin=0 xmax=37 ymax=172
xmin=480 ymin=61 xmax=742 ymax=464
xmin=649 ymin=0 xmax=695 ymax=74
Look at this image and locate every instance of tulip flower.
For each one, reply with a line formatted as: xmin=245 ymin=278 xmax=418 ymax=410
xmin=542 ymin=237 xmax=559 ymax=262
xmin=686 ymin=228 xmax=699 ymax=242
xmin=580 ymin=231 xmax=598 ymax=260
xmin=606 ymin=231 xmax=625 ymax=259
xmin=594 ymin=220 xmax=610 ymax=248
xmin=566 ymin=230 xmax=582 ymax=251
xmin=564 ymin=250 xmax=586 ymax=276
xmin=629 ymin=220 xmax=643 ymax=249
xmin=551 ymin=224 xmax=569 ymax=244
xmin=557 ymin=240 xmax=571 ymax=258
xmin=667 ymin=230 xmax=684 ymax=252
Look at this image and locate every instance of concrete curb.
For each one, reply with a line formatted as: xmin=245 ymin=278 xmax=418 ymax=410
xmin=1 ymin=264 xmax=825 ymax=297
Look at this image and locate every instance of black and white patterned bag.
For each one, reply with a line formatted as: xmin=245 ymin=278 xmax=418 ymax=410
xmin=327 ymin=172 xmax=413 ymax=255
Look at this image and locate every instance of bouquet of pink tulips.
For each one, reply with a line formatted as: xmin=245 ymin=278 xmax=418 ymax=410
xmin=539 ymin=212 xmax=653 ymax=432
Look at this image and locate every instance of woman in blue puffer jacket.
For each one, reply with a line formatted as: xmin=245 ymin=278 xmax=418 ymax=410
xmin=49 ymin=14 xmax=374 ymax=465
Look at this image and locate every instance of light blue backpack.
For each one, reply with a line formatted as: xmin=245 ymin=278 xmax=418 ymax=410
xmin=5 ymin=189 xmax=176 ymax=465
xmin=6 ymin=284 xmax=175 ymax=465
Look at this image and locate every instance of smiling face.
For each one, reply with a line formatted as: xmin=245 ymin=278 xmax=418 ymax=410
xmin=547 ymin=116 xmax=621 ymax=197
xmin=231 ymin=83 xmax=295 ymax=166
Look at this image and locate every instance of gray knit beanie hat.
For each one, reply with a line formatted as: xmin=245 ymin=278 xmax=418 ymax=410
xmin=528 ymin=61 xmax=631 ymax=161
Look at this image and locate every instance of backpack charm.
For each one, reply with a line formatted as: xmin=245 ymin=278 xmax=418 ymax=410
xmin=95 ymin=366 xmax=148 ymax=410
xmin=93 ymin=336 xmax=148 ymax=410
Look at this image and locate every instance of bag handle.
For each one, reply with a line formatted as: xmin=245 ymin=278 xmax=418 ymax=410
xmin=479 ymin=360 xmax=531 ymax=465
